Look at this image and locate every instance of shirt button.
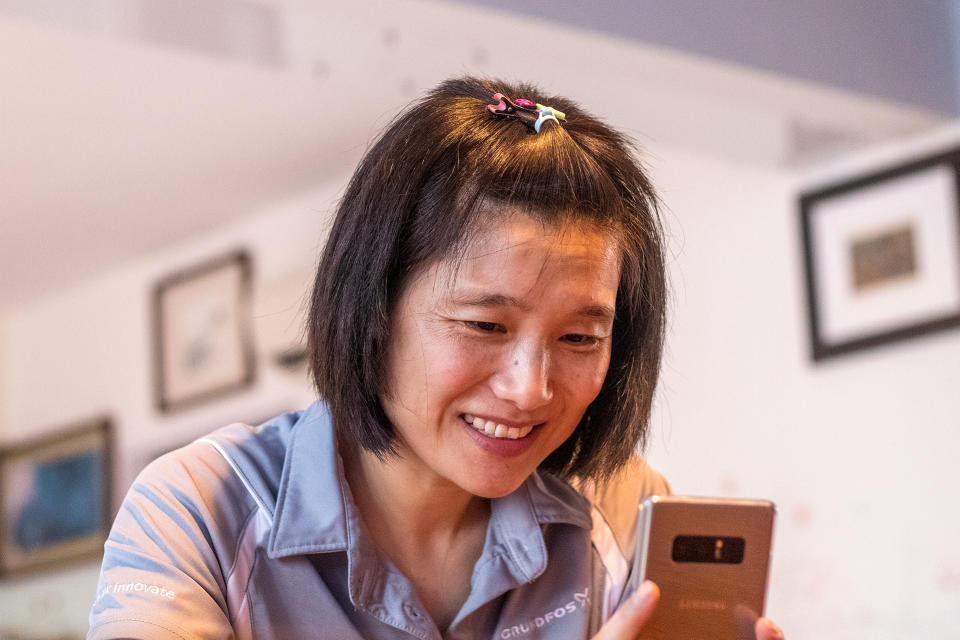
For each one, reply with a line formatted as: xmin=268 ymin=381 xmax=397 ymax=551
xmin=404 ymin=603 xmax=422 ymax=619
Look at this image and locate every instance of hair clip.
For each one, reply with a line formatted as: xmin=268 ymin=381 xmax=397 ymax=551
xmin=533 ymin=106 xmax=565 ymax=133
xmin=487 ymin=92 xmax=566 ymax=133
xmin=487 ymin=92 xmax=510 ymax=114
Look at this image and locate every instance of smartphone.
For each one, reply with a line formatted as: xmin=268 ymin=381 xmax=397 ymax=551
xmin=628 ymin=495 xmax=776 ymax=640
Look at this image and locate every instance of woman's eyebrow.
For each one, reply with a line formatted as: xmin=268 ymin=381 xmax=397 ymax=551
xmin=450 ymin=292 xmax=525 ymax=309
xmin=449 ymin=292 xmax=614 ymax=320
xmin=577 ymin=304 xmax=616 ymax=321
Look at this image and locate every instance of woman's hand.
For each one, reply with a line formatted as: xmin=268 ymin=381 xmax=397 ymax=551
xmin=755 ymin=617 xmax=785 ymax=640
xmin=590 ymin=580 xmax=786 ymax=640
xmin=590 ymin=581 xmax=660 ymax=639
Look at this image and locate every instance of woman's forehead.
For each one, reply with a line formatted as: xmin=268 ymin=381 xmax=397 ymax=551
xmin=459 ymin=210 xmax=617 ymax=257
xmin=427 ymin=214 xmax=620 ymax=297
xmin=468 ymin=222 xmax=613 ymax=263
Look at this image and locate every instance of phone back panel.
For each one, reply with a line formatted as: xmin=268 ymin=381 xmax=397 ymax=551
xmin=634 ymin=496 xmax=775 ymax=640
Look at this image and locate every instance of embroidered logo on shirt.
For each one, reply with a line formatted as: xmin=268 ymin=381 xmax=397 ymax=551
xmin=498 ymin=588 xmax=590 ymax=638
xmin=108 ymin=582 xmax=176 ymax=599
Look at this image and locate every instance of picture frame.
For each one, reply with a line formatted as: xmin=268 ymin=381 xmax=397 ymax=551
xmin=153 ymin=250 xmax=256 ymax=412
xmin=799 ymin=147 xmax=960 ymax=361
xmin=0 ymin=418 xmax=112 ymax=577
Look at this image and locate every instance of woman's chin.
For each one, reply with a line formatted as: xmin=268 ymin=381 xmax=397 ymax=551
xmin=459 ymin=473 xmax=530 ymax=500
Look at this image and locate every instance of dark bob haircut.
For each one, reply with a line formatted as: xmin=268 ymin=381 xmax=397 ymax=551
xmin=308 ymin=76 xmax=666 ymax=482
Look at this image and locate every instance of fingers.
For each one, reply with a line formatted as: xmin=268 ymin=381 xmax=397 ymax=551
xmin=591 ymin=580 xmax=659 ymax=640
xmin=755 ymin=617 xmax=785 ymax=640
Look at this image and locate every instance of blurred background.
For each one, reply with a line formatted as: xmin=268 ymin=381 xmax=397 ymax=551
xmin=1 ymin=1 xmax=959 ymax=637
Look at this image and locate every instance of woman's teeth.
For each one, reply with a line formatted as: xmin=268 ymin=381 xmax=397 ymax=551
xmin=463 ymin=414 xmax=534 ymax=440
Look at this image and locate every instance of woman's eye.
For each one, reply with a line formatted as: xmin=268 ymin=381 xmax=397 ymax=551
xmin=562 ymin=334 xmax=599 ymax=346
xmin=465 ymin=321 xmax=505 ymax=333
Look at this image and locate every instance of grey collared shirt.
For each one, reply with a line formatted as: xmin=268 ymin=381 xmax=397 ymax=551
xmin=89 ymin=402 xmax=669 ymax=639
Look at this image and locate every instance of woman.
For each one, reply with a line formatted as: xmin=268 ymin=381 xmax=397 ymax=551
xmin=89 ymin=77 xmax=784 ymax=639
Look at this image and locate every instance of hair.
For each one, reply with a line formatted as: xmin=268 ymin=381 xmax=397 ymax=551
xmin=308 ymin=76 xmax=666 ymax=482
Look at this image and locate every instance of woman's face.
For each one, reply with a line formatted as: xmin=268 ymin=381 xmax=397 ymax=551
xmin=379 ymin=213 xmax=620 ymax=498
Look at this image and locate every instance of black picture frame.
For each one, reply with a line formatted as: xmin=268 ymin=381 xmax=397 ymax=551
xmin=0 ymin=418 xmax=113 ymax=577
xmin=799 ymin=147 xmax=960 ymax=361
xmin=153 ymin=250 xmax=256 ymax=412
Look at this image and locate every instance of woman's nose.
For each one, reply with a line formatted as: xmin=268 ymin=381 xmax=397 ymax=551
xmin=489 ymin=342 xmax=553 ymax=411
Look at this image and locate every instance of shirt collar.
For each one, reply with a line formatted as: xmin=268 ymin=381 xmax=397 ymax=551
xmin=267 ymin=401 xmax=349 ymax=557
xmin=267 ymin=400 xmax=593 ymax=561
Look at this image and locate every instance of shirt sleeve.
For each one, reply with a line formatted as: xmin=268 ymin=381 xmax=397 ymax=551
xmin=88 ymin=442 xmax=254 ymax=640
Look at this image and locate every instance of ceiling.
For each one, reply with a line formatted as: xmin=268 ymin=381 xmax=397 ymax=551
xmin=0 ymin=0 xmax=952 ymax=314
xmin=453 ymin=0 xmax=960 ymax=116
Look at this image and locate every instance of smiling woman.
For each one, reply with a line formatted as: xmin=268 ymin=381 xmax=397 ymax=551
xmin=88 ymin=77 xmax=784 ymax=640
xmin=378 ymin=215 xmax=620 ymax=497
xmin=309 ymin=79 xmax=667 ymax=487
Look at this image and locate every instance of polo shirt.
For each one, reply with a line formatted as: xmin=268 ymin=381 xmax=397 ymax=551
xmin=88 ymin=401 xmax=669 ymax=639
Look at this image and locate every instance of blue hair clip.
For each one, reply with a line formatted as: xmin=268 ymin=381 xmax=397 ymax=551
xmin=533 ymin=106 xmax=565 ymax=133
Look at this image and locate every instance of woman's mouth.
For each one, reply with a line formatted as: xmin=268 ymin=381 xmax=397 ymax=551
xmin=462 ymin=413 xmax=536 ymax=440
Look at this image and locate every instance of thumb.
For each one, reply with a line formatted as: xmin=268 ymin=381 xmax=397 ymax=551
xmin=591 ymin=581 xmax=660 ymax=640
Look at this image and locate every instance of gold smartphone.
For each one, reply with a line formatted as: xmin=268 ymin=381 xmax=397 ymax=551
xmin=629 ymin=496 xmax=776 ymax=640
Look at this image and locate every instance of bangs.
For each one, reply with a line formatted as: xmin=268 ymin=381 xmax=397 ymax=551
xmin=403 ymin=101 xmax=628 ymax=273
xmin=464 ymin=119 xmax=625 ymax=220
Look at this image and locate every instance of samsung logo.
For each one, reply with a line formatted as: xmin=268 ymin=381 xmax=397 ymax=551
xmin=678 ymin=598 xmax=725 ymax=611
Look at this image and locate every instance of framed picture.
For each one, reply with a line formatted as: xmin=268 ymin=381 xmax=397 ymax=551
xmin=153 ymin=250 xmax=256 ymax=412
xmin=0 ymin=418 xmax=112 ymax=577
xmin=800 ymin=147 xmax=960 ymax=361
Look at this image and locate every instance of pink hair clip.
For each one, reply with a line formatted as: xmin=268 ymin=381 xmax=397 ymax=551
xmin=486 ymin=93 xmax=509 ymax=113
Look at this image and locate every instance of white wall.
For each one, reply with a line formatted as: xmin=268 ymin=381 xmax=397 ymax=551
xmin=644 ymin=128 xmax=960 ymax=638
xmin=0 ymin=182 xmax=343 ymax=634
xmin=2 ymin=131 xmax=959 ymax=637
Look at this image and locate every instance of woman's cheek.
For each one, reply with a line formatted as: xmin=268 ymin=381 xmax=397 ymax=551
xmin=430 ymin=337 xmax=497 ymax=383
xmin=582 ymin=366 xmax=609 ymax=403
xmin=560 ymin=349 xmax=611 ymax=392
